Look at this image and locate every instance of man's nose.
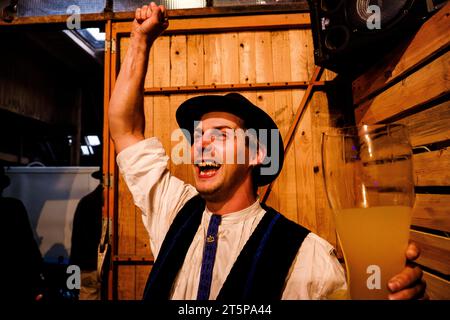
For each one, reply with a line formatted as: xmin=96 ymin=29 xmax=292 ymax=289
xmin=194 ymin=133 xmax=214 ymax=153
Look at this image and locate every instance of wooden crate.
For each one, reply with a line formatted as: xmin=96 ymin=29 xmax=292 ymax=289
xmin=352 ymin=2 xmax=450 ymax=300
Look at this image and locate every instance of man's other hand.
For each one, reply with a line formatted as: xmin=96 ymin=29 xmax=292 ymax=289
xmin=387 ymin=242 xmax=429 ymax=300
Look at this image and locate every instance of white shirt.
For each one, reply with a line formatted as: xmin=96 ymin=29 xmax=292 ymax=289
xmin=117 ymin=138 xmax=347 ymax=299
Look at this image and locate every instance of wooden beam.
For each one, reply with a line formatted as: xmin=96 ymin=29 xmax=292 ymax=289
xmin=355 ymin=51 xmax=450 ymax=125
xmin=412 ymin=194 xmax=450 ymax=233
xmin=414 ymin=149 xmax=450 ymax=186
xmin=410 ymin=230 xmax=450 ymax=276
xmin=112 ymin=13 xmax=310 ymax=36
xmin=352 ymin=2 xmax=450 ymax=105
xmin=113 ymin=255 xmax=154 ymax=264
xmin=143 ymin=80 xmax=325 ymax=95
xmin=0 ymin=3 xmax=309 ymax=26
xmin=423 ymin=271 xmax=450 ymax=300
xmin=396 ymin=100 xmax=450 ymax=147
xmin=262 ymin=67 xmax=323 ymax=204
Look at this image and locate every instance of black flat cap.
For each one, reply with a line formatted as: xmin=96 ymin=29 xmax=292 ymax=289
xmin=176 ymin=93 xmax=284 ymax=186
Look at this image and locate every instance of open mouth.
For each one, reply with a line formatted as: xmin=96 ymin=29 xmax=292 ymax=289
xmin=196 ymin=160 xmax=222 ymax=178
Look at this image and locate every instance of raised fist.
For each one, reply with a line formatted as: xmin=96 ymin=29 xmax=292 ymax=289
xmin=132 ymin=2 xmax=169 ymax=42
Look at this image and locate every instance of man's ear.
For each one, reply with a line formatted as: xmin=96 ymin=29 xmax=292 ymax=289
xmin=249 ymin=141 xmax=266 ymax=166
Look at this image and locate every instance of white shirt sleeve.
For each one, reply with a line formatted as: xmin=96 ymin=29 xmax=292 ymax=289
xmin=116 ymin=138 xmax=198 ymax=258
xmin=282 ymin=233 xmax=348 ymax=300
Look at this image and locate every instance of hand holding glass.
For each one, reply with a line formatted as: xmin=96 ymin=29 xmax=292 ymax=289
xmin=322 ymin=124 xmax=415 ymax=299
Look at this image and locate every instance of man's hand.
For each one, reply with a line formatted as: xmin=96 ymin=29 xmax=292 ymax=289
xmin=132 ymin=2 xmax=169 ymax=43
xmin=387 ymin=242 xmax=429 ymax=300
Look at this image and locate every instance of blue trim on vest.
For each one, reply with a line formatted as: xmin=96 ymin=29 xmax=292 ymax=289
xmin=143 ymin=206 xmax=199 ymax=297
xmin=243 ymin=212 xmax=281 ymax=298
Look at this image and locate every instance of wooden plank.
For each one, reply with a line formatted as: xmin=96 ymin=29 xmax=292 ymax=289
xmin=288 ymin=29 xmax=313 ymax=82
xmin=254 ymin=32 xmax=278 ymax=208
xmin=204 ymin=34 xmax=221 ymax=85
xmin=355 ymin=51 xmax=450 ymax=125
xmin=269 ymin=30 xmax=298 ymax=222
xmin=170 ymin=35 xmax=187 ymax=87
xmin=0 ymin=3 xmax=309 ymax=26
xmin=257 ymin=92 xmax=279 ymax=210
xmin=311 ymin=92 xmax=337 ymax=248
xmin=170 ymin=94 xmax=189 ymax=182
xmin=187 ymin=34 xmax=204 ymax=86
xmin=117 ymin=174 xmax=136 ymax=299
xmin=414 ymin=148 xmax=450 ymax=186
xmin=255 ymin=31 xmax=274 ymax=84
xmin=238 ymin=32 xmax=256 ymax=84
xmin=169 ymin=34 xmax=188 ymax=179
xmin=220 ymin=33 xmax=239 ymax=84
xmin=292 ymin=90 xmax=317 ymax=232
xmin=321 ymin=68 xmax=337 ymax=82
xmin=117 ymin=266 xmax=136 ymax=300
xmin=352 ymin=2 xmax=450 ymax=105
xmin=152 ymin=36 xmax=171 ymax=87
xmin=135 ymin=207 xmax=152 ymax=257
xmin=143 ymin=96 xmax=154 ymax=139
xmin=118 ymin=175 xmax=136 ymax=256
xmin=145 ymin=39 xmax=155 ymax=89
xmin=119 ymin=37 xmax=129 ymax=65
xmin=152 ymin=34 xmax=172 ymax=171
xmin=144 ymin=81 xmax=315 ymax=94
xmin=162 ymin=13 xmax=310 ymax=35
xmin=136 ymin=266 xmax=152 ymax=300
xmin=271 ymin=31 xmax=291 ymax=83
xmin=153 ymin=96 xmax=171 ymax=170
xmin=274 ymin=91 xmax=299 ymax=223
xmin=412 ymin=194 xmax=450 ymax=233
xmin=396 ymin=100 xmax=450 ymax=147
xmin=423 ymin=271 xmax=450 ymax=300
xmin=410 ymin=230 xmax=450 ymax=276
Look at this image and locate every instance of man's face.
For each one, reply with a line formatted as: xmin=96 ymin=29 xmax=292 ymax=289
xmin=191 ymin=111 xmax=254 ymax=201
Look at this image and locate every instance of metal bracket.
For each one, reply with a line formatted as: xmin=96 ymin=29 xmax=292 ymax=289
xmin=105 ymin=39 xmax=110 ymax=53
xmin=111 ymin=38 xmax=116 ymax=54
xmin=105 ymin=38 xmax=116 ymax=54
xmin=103 ymin=172 xmax=114 ymax=189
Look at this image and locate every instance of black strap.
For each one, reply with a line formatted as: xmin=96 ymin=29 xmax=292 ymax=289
xmin=142 ymin=194 xmax=205 ymax=300
xmin=217 ymin=207 xmax=309 ymax=300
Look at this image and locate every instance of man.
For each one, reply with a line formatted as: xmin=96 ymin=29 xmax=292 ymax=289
xmin=0 ymin=167 xmax=44 ymax=300
xmin=70 ymin=170 xmax=103 ymax=300
xmin=109 ymin=2 xmax=427 ymax=300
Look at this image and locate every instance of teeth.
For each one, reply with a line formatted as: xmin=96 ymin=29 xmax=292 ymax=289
xmin=197 ymin=161 xmax=221 ymax=168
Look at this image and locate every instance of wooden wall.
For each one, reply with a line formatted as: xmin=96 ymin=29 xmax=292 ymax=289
xmin=0 ymin=31 xmax=78 ymax=127
xmin=109 ymin=12 xmax=343 ymax=299
xmin=352 ymin=3 xmax=450 ymax=300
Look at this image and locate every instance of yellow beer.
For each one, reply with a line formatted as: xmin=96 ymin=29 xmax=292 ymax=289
xmin=334 ymin=206 xmax=412 ymax=299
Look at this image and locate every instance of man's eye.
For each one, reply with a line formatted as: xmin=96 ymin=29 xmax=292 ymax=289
xmin=194 ymin=132 xmax=202 ymax=140
xmin=219 ymin=133 xmax=227 ymax=139
xmin=213 ymin=132 xmax=228 ymax=141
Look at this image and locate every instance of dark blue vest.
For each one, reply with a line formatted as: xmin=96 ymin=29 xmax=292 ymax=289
xmin=143 ymin=194 xmax=310 ymax=301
